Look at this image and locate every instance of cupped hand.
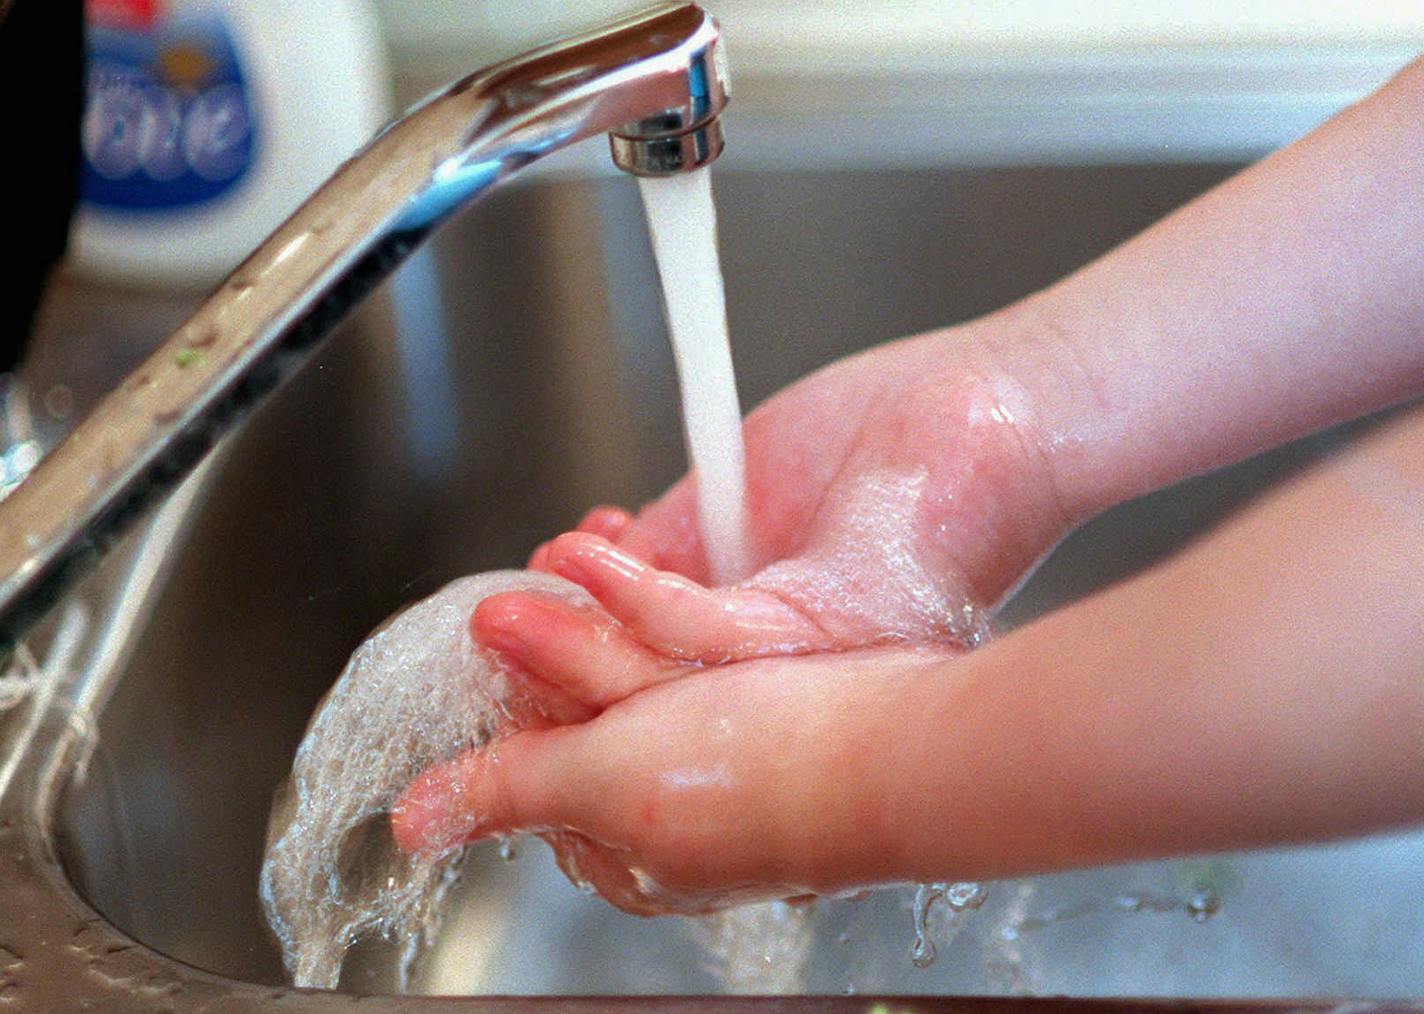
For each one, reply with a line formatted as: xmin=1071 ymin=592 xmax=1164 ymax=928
xmin=389 ymin=317 xmax=1081 ymax=914
xmin=530 ymin=318 xmax=1071 ymax=612
xmin=392 ymin=640 xmax=962 ymax=915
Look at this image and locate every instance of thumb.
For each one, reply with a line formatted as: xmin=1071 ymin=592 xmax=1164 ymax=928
xmin=390 ymin=729 xmax=578 ymax=855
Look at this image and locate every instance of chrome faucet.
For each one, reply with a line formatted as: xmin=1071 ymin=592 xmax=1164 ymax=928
xmin=0 ymin=2 xmax=728 ymax=654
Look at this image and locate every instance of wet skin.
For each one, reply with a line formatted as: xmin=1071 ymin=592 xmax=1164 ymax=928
xmin=393 ymin=57 xmax=1424 ymax=915
xmin=394 ymin=401 xmax=1424 ymax=916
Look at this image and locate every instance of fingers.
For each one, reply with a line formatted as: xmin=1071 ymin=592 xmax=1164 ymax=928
xmin=545 ymin=830 xmax=668 ymax=917
xmin=472 ymin=591 xmax=683 ymax=711
xmin=390 ymin=730 xmax=567 ymax=855
xmin=391 ymin=735 xmax=683 ymax=916
xmin=528 ymin=506 xmax=634 ymax=572
xmin=391 ymin=731 xmax=667 ymax=918
xmin=544 ymin=532 xmax=835 ymax=662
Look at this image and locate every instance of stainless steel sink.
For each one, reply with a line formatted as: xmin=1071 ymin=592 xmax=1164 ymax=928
xmin=9 ymin=156 xmax=1415 ymax=1007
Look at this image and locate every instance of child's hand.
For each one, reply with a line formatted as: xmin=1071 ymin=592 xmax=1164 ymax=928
xmin=530 ymin=327 xmax=1071 ymax=612
xmin=390 ymin=496 xmax=984 ymax=917
xmin=384 ymin=319 xmax=1086 ymax=918
xmin=480 ymin=328 xmax=1079 ymax=732
xmin=392 ymin=637 xmax=964 ymax=916
xmin=395 ymin=402 xmax=1424 ymax=917
xmin=386 ymin=56 xmax=1424 ymax=914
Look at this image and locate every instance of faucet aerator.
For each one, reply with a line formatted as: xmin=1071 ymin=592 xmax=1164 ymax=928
xmin=610 ymin=117 xmax=725 ymax=176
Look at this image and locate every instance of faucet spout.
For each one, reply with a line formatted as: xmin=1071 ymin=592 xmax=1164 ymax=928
xmin=0 ymin=2 xmax=728 ymax=654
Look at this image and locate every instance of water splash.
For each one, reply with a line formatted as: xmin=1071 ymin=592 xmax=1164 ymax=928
xmin=264 ymin=165 xmax=1005 ymax=993
xmin=1186 ymin=887 xmax=1221 ymax=923
xmin=910 ymin=882 xmax=987 ymax=968
xmin=0 ymin=645 xmax=37 ymax=713
xmin=259 ymin=571 xmax=596 ymax=988
xmin=693 ymin=901 xmax=816 ymax=994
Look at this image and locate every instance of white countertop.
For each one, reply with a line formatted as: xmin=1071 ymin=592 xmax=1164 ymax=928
xmin=376 ymin=1 xmax=1424 ymax=65
xmin=373 ymin=1 xmax=1424 ymax=169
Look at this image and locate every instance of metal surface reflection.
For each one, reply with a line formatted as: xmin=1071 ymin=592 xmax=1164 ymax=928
xmin=0 ymin=2 xmax=728 ymax=654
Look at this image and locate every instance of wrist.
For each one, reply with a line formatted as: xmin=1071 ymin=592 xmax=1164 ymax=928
xmin=962 ymin=296 xmax=1126 ymax=525
xmin=885 ymin=310 xmax=1085 ymax=606
xmin=769 ymin=646 xmax=970 ymax=894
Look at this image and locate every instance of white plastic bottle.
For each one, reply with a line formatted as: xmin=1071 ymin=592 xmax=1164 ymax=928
xmin=72 ymin=0 xmax=391 ymax=288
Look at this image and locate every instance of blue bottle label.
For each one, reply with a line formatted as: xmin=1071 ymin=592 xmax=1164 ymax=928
xmin=81 ymin=2 xmax=259 ymax=212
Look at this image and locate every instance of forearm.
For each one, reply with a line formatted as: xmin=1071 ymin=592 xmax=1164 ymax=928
xmin=874 ymin=402 xmax=1424 ymax=884
xmin=973 ymin=55 xmax=1424 ymax=525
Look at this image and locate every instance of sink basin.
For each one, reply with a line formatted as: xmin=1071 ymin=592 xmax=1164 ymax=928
xmin=7 ymin=156 xmax=1421 ymax=1006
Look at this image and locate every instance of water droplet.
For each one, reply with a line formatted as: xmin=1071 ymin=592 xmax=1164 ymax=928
xmin=1113 ymin=893 xmax=1145 ymax=913
xmin=1186 ymin=887 xmax=1220 ymax=922
xmin=630 ymin=866 xmax=660 ymax=896
xmin=910 ymin=881 xmax=984 ymax=968
xmin=836 ymin=930 xmax=851 ymax=946
xmin=910 ymin=935 xmax=936 ymax=969
xmin=910 ymin=882 xmax=941 ymax=968
xmin=496 ymin=835 xmax=518 ymax=862
xmin=945 ymin=881 xmax=987 ymax=911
